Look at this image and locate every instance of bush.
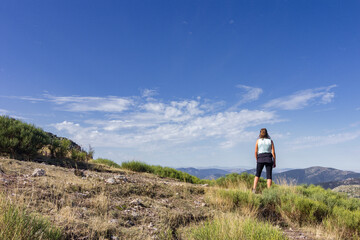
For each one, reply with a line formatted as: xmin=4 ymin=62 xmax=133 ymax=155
xmin=216 ymin=189 xmax=261 ymax=210
xmin=91 ymin=158 xmax=121 ymax=168
xmin=0 ymin=116 xmax=50 ymax=160
xmin=121 ymin=161 xmax=153 ymax=173
xmin=0 ymin=195 xmax=62 ymax=240
xmin=121 ymin=161 xmax=202 ymax=184
xmin=215 ymin=172 xmax=267 ymax=191
xmin=71 ymin=149 xmax=87 ymax=162
xmin=325 ymin=206 xmax=360 ymax=238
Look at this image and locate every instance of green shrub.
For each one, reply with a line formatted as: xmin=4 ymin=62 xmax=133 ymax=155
xmin=326 ymin=206 xmax=360 ymax=238
xmin=71 ymin=149 xmax=87 ymax=162
xmin=120 ymin=161 xmax=202 ymax=184
xmin=0 ymin=116 xmax=50 ymax=160
xmin=91 ymin=158 xmax=121 ymax=168
xmin=121 ymin=160 xmax=153 ymax=173
xmin=215 ymin=172 xmax=267 ymax=191
xmin=217 ymin=189 xmax=261 ymax=210
xmin=0 ymin=196 xmax=62 ymax=240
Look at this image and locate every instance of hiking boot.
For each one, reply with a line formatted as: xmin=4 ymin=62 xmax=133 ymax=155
xmin=252 ymin=188 xmax=256 ymax=194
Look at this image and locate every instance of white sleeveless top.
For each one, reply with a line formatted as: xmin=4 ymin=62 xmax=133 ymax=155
xmin=257 ymin=138 xmax=272 ymax=154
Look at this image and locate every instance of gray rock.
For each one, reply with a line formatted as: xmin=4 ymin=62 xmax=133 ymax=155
xmin=109 ymin=219 xmax=118 ymax=224
xmin=105 ymin=178 xmax=116 ymax=184
xmin=32 ymin=168 xmax=46 ymax=177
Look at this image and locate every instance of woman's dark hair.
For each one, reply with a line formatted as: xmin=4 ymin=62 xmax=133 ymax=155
xmin=259 ymin=128 xmax=270 ymax=139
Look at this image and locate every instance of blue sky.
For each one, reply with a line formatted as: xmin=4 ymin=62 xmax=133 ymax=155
xmin=1 ymin=1 xmax=360 ymax=170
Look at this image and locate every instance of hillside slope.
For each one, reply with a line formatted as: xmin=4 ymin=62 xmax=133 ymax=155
xmin=0 ymin=158 xmax=210 ymax=239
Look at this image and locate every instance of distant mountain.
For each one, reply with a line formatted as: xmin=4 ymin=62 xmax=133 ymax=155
xmin=177 ymin=167 xmax=291 ymax=180
xmin=177 ymin=166 xmax=360 ymax=185
xmin=273 ymin=167 xmax=360 ymax=185
xmin=317 ymin=177 xmax=360 ymax=189
xmin=176 ymin=168 xmax=230 ymax=180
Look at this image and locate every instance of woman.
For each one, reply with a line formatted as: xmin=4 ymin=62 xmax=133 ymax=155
xmin=252 ymin=128 xmax=276 ymax=193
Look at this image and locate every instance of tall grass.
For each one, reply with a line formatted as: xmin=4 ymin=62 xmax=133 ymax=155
xmin=185 ymin=213 xmax=287 ymax=240
xmin=0 ymin=195 xmax=62 ymax=240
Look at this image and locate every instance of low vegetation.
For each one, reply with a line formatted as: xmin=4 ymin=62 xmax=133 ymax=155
xmin=205 ymin=183 xmax=360 ymax=239
xmin=0 ymin=116 xmax=93 ymax=162
xmin=0 ymin=116 xmax=50 ymax=160
xmin=90 ymin=158 xmax=121 ymax=168
xmin=121 ymin=160 xmax=204 ymax=184
xmin=181 ymin=213 xmax=287 ymax=240
xmin=0 ymin=194 xmax=62 ymax=240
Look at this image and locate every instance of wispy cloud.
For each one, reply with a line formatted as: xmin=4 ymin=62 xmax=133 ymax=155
xmin=1 ymin=94 xmax=133 ymax=113
xmin=264 ymin=85 xmax=336 ymax=110
xmin=141 ymin=89 xmax=158 ymax=98
xmin=290 ymin=130 xmax=360 ymax=150
xmin=45 ymin=95 xmax=133 ymax=112
xmin=229 ymin=85 xmax=263 ymax=110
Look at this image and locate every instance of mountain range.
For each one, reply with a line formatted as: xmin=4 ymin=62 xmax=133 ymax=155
xmin=177 ymin=166 xmax=360 ymax=186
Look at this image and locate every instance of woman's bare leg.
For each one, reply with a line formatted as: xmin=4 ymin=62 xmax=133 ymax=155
xmin=267 ymin=179 xmax=272 ymax=188
xmin=253 ymin=176 xmax=259 ymax=190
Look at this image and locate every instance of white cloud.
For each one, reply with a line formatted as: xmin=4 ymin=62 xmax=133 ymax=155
xmin=142 ymin=89 xmax=158 ymax=98
xmin=1 ymin=94 xmax=133 ymax=112
xmin=237 ymin=85 xmax=263 ymax=103
xmin=44 ymin=95 xmax=133 ymax=112
xmin=264 ymin=85 xmax=336 ymax=110
xmin=55 ymin=108 xmax=280 ymax=150
xmin=9 ymin=91 xmax=282 ymax=151
xmin=229 ymin=85 xmax=263 ymax=110
xmin=290 ymin=130 xmax=360 ymax=150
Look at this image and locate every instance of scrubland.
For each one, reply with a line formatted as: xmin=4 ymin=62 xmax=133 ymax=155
xmin=1 ymin=159 xmax=359 ymax=240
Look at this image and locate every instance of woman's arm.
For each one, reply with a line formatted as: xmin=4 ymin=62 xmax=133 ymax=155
xmin=255 ymin=139 xmax=258 ymax=161
xmin=271 ymin=140 xmax=276 ymax=168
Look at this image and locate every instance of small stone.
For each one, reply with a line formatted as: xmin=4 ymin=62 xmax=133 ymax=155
xmin=111 ymin=236 xmax=119 ymax=240
xmin=32 ymin=168 xmax=46 ymax=177
xmin=105 ymin=178 xmax=116 ymax=184
xmin=109 ymin=219 xmax=118 ymax=224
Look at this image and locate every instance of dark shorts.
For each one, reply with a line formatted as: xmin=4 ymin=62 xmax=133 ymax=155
xmin=256 ymin=153 xmax=274 ymax=179
xmin=256 ymin=162 xmax=273 ymax=179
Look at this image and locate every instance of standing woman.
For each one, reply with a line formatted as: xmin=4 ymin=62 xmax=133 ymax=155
xmin=252 ymin=128 xmax=276 ymax=192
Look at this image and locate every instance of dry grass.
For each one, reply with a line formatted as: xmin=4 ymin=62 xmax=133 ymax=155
xmin=0 ymin=158 xmax=210 ymax=239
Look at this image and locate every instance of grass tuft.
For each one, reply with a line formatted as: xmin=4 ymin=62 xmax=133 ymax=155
xmin=0 ymin=195 xmax=62 ymax=240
